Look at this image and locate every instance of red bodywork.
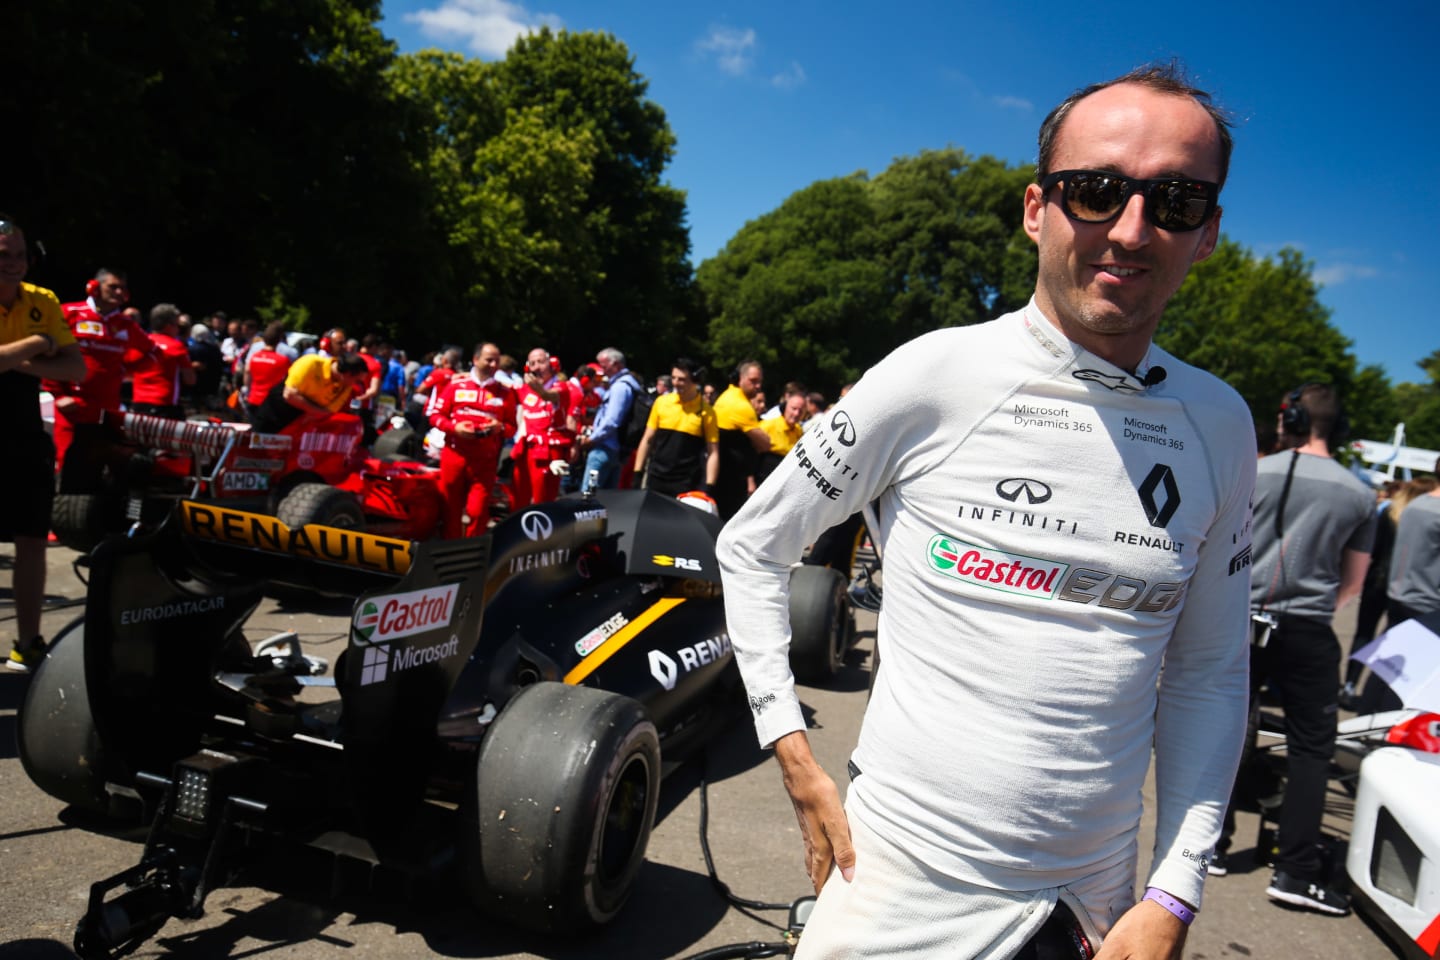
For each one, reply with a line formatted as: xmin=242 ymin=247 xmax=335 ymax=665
xmin=115 ymin=411 xmax=445 ymax=541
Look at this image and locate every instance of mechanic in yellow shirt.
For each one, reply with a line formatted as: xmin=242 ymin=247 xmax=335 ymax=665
xmin=1 ymin=214 xmax=86 ymax=672
xmin=633 ymin=359 xmax=719 ymax=497
xmin=756 ymin=391 xmax=807 ymax=486
xmin=711 ymin=360 xmax=770 ymax=519
xmin=250 ymin=350 xmax=371 ymax=434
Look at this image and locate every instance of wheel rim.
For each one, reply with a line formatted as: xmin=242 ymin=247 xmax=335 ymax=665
xmin=597 ymin=752 xmax=652 ymax=885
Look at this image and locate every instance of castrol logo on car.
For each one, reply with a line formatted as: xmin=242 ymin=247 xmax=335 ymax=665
xmin=926 ymin=534 xmax=1068 ymax=599
xmin=353 ymin=584 xmax=460 ymax=646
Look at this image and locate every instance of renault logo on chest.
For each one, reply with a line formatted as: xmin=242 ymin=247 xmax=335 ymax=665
xmin=1138 ymin=464 xmax=1181 ymax=528
xmin=520 ymin=510 xmax=553 ymax=542
xmin=996 ymin=478 xmax=1052 ymax=505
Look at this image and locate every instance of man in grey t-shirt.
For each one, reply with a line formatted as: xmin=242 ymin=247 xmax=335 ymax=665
xmin=1216 ymin=384 xmax=1374 ymax=915
xmin=1388 ymin=466 xmax=1440 ymax=623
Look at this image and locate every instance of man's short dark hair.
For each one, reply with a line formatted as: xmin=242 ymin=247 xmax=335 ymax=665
xmin=262 ymin=321 xmax=286 ymax=348
xmin=1037 ymin=61 xmax=1234 ymax=188
xmin=94 ymin=266 xmax=128 ymax=283
xmin=673 ymin=357 xmax=703 ymax=380
xmin=1289 ymin=384 xmax=1343 ymax=441
xmin=334 ymin=353 xmax=368 ymax=376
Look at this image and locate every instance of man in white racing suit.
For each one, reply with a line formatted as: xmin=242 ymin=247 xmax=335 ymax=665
xmin=717 ymin=64 xmax=1255 ymax=959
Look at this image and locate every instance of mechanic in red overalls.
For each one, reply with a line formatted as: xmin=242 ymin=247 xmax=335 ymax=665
xmin=512 ymin=348 xmax=583 ymax=507
xmin=127 ymin=303 xmax=195 ymax=419
xmin=426 ymin=342 xmax=517 ymax=538
xmin=43 ymin=269 xmax=156 ymax=483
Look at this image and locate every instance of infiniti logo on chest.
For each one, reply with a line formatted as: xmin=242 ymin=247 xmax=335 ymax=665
xmin=995 ymin=477 xmax=1053 ymax=505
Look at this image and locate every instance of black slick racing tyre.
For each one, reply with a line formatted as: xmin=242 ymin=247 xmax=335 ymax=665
xmin=372 ymin=425 xmax=422 ymax=460
xmin=788 ymin=564 xmax=851 ymax=684
xmin=275 ymin=483 xmax=364 ymax=529
xmin=50 ymin=493 xmax=120 ymax=553
xmin=17 ymin=620 xmax=130 ymax=817
xmin=464 ymin=682 xmax=660 ymax=933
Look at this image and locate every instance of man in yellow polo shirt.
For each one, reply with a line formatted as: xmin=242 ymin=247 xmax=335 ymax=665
xmin=1 ymin=214 xmax=86 ymax=671
xmin=757 ymin=390 xmax=807 ymax=486
xmin=712 ymin=359 xmax=771 ymax=519
xmin=633 ymin=358 xmax=719 ymax=498
xmin=250 ymin=350 xmax=370 ymax=434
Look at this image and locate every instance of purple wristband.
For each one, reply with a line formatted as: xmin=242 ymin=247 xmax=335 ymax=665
xmin=1143 ymin=887 xmax=1196 ymax=925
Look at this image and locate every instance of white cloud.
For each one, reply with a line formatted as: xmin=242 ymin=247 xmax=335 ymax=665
xmin=696 ymin=25 xmax=757 ymax=76
xmin=772 ymin=61 xmax=806 ymax=90
xmin=404 ymin=0 xmax=562 ymax=59
xmin=1312 ymin=262 xmax=1380 ymax=287
xmin=991 ymin=94 xmax=1032 ymax=112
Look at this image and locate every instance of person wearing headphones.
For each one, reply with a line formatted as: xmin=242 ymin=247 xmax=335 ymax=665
xmin=1213 ymin=383 xmax=1374 ymax=914
xmin=44 ymin=267 xmax=155 ymax=481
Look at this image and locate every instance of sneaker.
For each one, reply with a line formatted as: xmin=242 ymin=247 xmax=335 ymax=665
xmin=1207 ymin=851 xmax=1229 ymax=877
xmin=1265 ymin=869 xmax=1351 ymax=915
xmin=5 ymin=637 xmax=48 ymax=673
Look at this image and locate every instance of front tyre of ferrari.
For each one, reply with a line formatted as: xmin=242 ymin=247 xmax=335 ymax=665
xmin=462 ymin=682 xmax=660 ymax=933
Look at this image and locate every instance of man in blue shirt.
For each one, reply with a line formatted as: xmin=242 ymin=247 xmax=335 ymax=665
xmin=579 ymin=346 xmax=640 ymax=489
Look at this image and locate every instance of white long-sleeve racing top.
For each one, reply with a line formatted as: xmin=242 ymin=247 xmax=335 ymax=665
xmin=716 ymin=302 xmax=1255 ymax=910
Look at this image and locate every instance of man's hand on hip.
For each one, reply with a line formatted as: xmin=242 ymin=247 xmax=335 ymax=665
xmin=774 ymin=731 xmax=855 ymax=893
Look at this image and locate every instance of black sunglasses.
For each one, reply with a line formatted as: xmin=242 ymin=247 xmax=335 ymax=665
xmin=1040 ymin=170 xmax=1219 ymax=233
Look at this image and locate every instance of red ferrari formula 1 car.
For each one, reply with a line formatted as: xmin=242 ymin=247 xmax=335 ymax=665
xmin=52 ymin=409 xmax=449 ymax=549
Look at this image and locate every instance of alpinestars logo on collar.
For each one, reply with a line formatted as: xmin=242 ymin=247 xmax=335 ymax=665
xmin=1073 ymin=369 xmax=1141 ymax=393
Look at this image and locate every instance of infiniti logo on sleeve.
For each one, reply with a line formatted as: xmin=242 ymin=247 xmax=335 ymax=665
xmin=995 ymin=477 xmax=1053 ymax=505
xmin=829 ymin=411 xmax=857 ymax=447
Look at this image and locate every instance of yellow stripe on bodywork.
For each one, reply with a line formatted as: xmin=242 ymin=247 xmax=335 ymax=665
xmin=564 ymin=597 xmax=686 ymax=685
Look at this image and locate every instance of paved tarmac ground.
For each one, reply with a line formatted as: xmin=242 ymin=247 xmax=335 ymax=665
xmin=0 ymin=539 xmax=1409 ymax=959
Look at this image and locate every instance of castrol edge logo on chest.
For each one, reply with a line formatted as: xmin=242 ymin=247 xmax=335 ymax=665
xmin=927 ymin=534 xmax=1067 ymax=598
xmin=353 ymin=584 xmax=460 ymax=646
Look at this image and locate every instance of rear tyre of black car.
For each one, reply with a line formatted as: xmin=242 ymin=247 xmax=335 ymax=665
xmin=276 ymin=483 xmax=364 ymax=529
xmin=788 ymin=565 xmax=852 ymax=684
xmin=463 ymin=682 xmax=660 ymax=933
xmin=18 ymin=620 xmax=131 ymax=818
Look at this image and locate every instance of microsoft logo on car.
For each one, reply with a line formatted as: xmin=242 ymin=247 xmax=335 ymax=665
xmin=360 ymin=644 xmax=390 ymax=685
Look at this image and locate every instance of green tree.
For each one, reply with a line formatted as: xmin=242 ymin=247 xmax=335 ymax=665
xmin=868 ymin=150 xmax=1035 ymax=341
xmin=1157 ymin=241 xmax=1392 ymax=445
xmin=12 ymin=0 xmax=434 ymax=329
xmin=1392 ymin=349 xmax=1440 ymax=454
xmin=389 ymin=30 xmax=695 ymax=368
xmin=701 ymin=177 xmax=886 ymax=392
xmin=698 ymin=151 xmax=1035 ymax=396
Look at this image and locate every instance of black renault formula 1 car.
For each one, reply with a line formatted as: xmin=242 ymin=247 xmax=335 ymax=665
xmin=18 ymin=488 xmax=852 ymax=958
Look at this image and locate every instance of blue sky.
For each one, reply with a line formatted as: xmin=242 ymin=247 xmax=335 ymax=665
xmin=379 ymin=0 xmax=1438 ymax=386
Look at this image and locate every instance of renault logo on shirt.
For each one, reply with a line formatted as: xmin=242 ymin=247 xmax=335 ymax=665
xmin=1138 ymin=464 xmax=1181 ymax=528
xmin=995 ymin=478 xmax=1052 ymax=505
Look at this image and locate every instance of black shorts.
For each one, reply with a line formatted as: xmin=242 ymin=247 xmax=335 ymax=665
xmin=0 ymin=431 xmax=56 ymax=541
